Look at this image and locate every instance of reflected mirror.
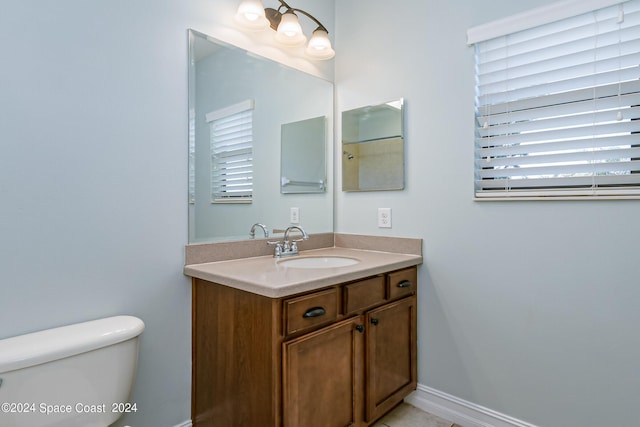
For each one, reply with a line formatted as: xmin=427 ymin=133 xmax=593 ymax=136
xmin=188 ymin=30 xmax=333 ymax=243
xmin=342 ymin=99 xmax=404 ymax=192
xmin=281 ymin=116 xmax=327 ymax=194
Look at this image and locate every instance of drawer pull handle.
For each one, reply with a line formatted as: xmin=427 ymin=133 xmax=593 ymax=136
xmin=371 ymin=318 xmax=379 ymax=326
xmin=303 ymin=306 xmax=326 ymax=318
xmin=397 ymin=280 xmax=412 ymax=288
xmin=356 ymin=325 xmax=365 ymax=333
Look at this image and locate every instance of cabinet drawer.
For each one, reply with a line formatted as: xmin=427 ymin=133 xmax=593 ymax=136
xmin=387 ymin=267 xmax=417 ymax=299
xmin=343 ymin=275 xmax=385 ymax=315
xmin=284 ymin=288 xmax=338 ymax=336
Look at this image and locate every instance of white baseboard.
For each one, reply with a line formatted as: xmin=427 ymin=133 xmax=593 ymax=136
xmin=405 ymin=384 xmax=539 ymax=427
xmin=170 ymin=385 xmax=536 ymax=427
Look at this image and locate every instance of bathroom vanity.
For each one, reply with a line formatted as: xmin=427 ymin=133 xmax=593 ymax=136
xmin=185 ymin=245 xmax=421 ymax=427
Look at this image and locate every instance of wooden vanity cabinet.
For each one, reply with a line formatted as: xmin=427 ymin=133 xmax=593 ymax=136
xmin=192 ymin=266 xmax=417 ymax=427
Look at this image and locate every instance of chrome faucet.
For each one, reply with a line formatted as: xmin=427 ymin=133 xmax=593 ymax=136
xmin=249 ymin=223 xmax=269 ymax=239
xmin=269 ymin=226 xmax=309 ymax=257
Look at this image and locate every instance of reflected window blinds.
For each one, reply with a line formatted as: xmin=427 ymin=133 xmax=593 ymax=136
xmin=206 ymin=100 xmax=254 ymax=203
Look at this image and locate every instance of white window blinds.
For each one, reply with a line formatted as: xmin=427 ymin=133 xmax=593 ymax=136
xmin=471 ymin=0 xmax=640 ymax=198
xmin=206 ymin=100 xmax=254 ymax=203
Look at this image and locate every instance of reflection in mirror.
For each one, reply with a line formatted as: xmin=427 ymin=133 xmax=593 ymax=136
xmin=188 ymin=30 xmax=333 ymax=243
xmin=281 ymin=116 xmax=326 ymax=194
xmin=342 ymin=99 xmax=404 ymax=192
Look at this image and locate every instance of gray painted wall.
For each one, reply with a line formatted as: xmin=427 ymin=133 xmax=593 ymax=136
xmin=0 ymin=1 xmax=193 ymax=426
xmin=335 ymin=1 xmax=640 ymax=427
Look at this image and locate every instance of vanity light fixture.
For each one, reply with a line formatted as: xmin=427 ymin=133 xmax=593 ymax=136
xmin=234 ymin=0 xmax=335 ymax=60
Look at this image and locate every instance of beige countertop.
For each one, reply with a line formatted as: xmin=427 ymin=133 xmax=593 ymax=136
xmin=183 ymin=247 xmax=422 ymax=298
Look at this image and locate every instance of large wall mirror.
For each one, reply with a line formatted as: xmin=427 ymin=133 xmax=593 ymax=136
xmin=342 ymin=99 xmax=404 ymax=192
xmin=188 ymin=30 xmax=333 ymax=243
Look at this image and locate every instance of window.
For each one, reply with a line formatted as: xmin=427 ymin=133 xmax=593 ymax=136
xmin=468 ymin=0 xmax=640 ymax=199
xmin=206 ymin=100 xmax=254 ymax=203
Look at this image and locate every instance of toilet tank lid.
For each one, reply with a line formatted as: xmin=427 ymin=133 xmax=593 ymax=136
xmin=0 ymin=315 xmax=145 ymax=373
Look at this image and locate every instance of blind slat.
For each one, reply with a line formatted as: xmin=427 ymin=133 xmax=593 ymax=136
xmin=478 ymin=45 xmax=640 ymax=89
xmin=478 ymin=105 xmax=640 ymax=137
xmin=477 ymin=65 xmax=640 ymax=102
xmin=478 ymin=134 xmax=640 ymax=158
xmin=477 ymin=10 xmax=640 ymax=63
xmin=479 ymin=146 xmax=640 ymax=168
xmin=477 ymin=79 xmax=640 ymax=116
xmin=477 ymin=90 xmax=640 ymax=126
xmin=477 ymin=120 xmax=640 ymax=147
xmin=213 ymin=146 xmax=252 ymax=156
xmin=477 ymin=174 xmax=640 ymax=192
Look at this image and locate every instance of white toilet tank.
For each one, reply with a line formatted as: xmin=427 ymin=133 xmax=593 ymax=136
xmin=0 ymin=315 xmax=144 ymax=427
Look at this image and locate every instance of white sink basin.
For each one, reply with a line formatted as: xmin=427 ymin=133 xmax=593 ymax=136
xmin=278 ymin=256 xmax=360 ymax=269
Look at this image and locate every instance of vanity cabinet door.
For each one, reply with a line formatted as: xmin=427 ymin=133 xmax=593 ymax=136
xmin=365 ymin=296 xmax=417 ymax=422
xmin=282 ymin=316 xmax=364 ymax=427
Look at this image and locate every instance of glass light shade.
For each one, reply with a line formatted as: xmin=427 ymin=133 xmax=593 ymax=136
xmin=275 ymin=11 xmax=306 ymax=46
xmin=305 ymin=28 xmax=335 ymax=60
xmin=235 ymin=0 xmax=269 ymax=30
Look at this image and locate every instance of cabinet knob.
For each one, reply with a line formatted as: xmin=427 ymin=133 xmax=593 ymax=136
xmin=302 ymin=306 xmax=326 ymax=318
xmin=370 ymin=318 xmax=379 ymax=326
xmin=397 ymin=280 xmax=412 ymax=288
xmin=355 ymin=325 xmax=365 ymax=333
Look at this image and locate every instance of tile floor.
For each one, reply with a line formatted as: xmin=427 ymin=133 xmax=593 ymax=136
xmin=372 ymin=402 xmax=457 ymax=427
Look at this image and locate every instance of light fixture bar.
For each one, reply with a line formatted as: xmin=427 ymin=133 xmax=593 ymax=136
xmin=235 ymin=0 xmax=335 ymax=60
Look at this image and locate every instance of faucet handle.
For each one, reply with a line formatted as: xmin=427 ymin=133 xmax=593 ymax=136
xmin=289 ymin=238 xmax=304 ymax=257
xmin=267 ymin=240 xmax=283 ymax=257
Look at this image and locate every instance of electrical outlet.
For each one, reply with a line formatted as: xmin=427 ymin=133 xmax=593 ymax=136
xmin=290 ymin=207 xmax=300 ymax=224
xmin=378 ymin=208 xmax=392 ymax=228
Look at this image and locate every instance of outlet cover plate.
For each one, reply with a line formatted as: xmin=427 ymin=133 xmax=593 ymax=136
xmin=378 ymin=208 xmax=391 ymax=228
xmin=290 ymin=207 xmax=300 ymax=224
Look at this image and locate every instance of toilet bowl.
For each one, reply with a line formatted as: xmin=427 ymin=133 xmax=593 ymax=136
xmin=0 ymin=315 xmax=144 ymax=427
